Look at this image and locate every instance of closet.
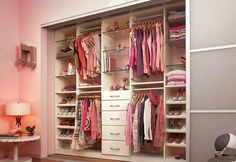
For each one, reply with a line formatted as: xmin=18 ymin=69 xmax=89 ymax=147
xmin=51 ymin=1 xmax=186 ymax=162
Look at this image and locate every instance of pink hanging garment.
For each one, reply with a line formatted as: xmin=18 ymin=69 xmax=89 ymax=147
xmin=142 ymin=30 xmax=148 ymax=74
xmin=153 ymin=95 xmax=165 ymax=149
xmin=80 ymin=100 xmax=88 ymax=131
xmin=91 ymin=100 xmax=97 ymax=141
xmin=125 ymin=102 xmax=134 ymax=145
xmin=159 ymin=26 xmax=164 ymax=72
xmin=155 ymin=23 xmax=161 ymax=72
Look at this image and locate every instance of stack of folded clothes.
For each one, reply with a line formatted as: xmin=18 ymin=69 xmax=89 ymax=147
xmin=166 ymin=69 xmax=186 ymax=85
xmin=168 ymin=10 xmax=185 ymax=20
xmin=169 ymin=25 xmax=185 ymax=42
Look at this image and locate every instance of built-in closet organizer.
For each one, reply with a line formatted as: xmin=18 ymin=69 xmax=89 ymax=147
xmin=51 ymin=1 xmax=186 ymax=162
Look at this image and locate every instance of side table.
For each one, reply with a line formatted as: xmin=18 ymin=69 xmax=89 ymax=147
xmin=0 ymin=135 xmax=40 ymax=162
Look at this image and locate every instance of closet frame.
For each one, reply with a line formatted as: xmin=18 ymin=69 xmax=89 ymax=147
xmin=48 ymin=1 xmax=189 ymax=162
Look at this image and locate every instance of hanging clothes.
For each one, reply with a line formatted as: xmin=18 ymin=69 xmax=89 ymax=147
xmin=153 ymin=94 xmax=165 ymax=149
xmin=75 ymin=32 xmax=101 ymax=79
xmin=73 ymin=97 xmax=101 ymax=150
xmin=129 ymin=21 xmax=164 ymax=79
xmin=125 ymin=91 xmax=163 ymax=153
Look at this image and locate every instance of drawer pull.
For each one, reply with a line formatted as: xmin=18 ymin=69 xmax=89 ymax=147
xmin=109 ymin=95 xmax=120 ymax=98
xmin=110 ymin=117 xmax=120 ymax=120
xmin=110 ymin=105 xmax=120 ymax=107
xmin=110 ymin=133 xmax=120 ymax=136
xmin=110 ymin=147 xmax=120 ymax=151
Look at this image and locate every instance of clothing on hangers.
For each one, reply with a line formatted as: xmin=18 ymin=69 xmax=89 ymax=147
xmin=73 ymin=96 xmax=101 ymax=150
xmin=75 ymin=32 xmax=101 ymax=79
xmin=125 ymin=91 xmax=164 ymax=152
xmin=129 ymin=20 xmax=164 ymax=79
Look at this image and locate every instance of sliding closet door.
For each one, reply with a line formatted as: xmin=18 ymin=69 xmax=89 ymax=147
xmin=190 ymin=0 xmax=236 ymax=162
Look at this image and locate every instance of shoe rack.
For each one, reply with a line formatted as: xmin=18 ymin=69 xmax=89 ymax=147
xmin=51 ymin=1 xmax=187 ymax=161
xmin=164 ymin=3 xmax=186 ymax=162
xmin=54 ymin=25 xmax=77 ymax=151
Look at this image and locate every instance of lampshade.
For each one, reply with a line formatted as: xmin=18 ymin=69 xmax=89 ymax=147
xmin=6 ymin=102 xmax=30 ymax=116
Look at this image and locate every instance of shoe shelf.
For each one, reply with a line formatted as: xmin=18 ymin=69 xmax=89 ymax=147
xmin=103 ymin=68 xmax=129 ymax=73
xmin=56 ymin=91 xmax=76 ymax=94
xmin=56 ymin=53 xmax=74 ymax=60
xmin=165 ymin=157 xmax=186 ymax=162
xmin=78 ymin=90 xmax=101 ymax=94
xmin=56 ymin=115 xmax=76 ymax=118
xmin=131 ymin=81 xmax=164 ymax=86
xmin=56 ymin=125 xmax=75 ymax=129
xmin=78 ymin=85 xmax=101 ymax=89
xmin=56 ymin=137 xmax=73 ymax=140
xmin=166 ymin=114 xmax=186 ymax=119
xmin=165 ymin=84 xmax=186 ymax=88
xmin=166 ymin=141 xmax=186 ymax=148
xmin=166 ymin=100 xmax=186 ymax=105
xmin=55 ymin=74 xmax=76 ymax=78
xmin=57 ymin=103 xmax=76 ymax=107
xmin=166 ymin=126 xmax=186 ymax=133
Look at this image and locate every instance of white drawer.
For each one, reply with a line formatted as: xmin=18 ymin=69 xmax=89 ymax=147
xmin=102 ymin=111 xmax=126 ymax=126
xmin=102 ymin=100 xmax=129 ymax=111
xmin=102 ymin=91 xmax=131 ymax=100
xmin=102 ymin=140 xmax=130 ymax=156
xmin=102 ymin=126 xmax=125 ymax=141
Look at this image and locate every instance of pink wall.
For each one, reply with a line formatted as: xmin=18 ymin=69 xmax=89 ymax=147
xmin=0 ymin=0 xmax=20 ymax=159
xmin=15 ymin=0 xmax=146 ymax=158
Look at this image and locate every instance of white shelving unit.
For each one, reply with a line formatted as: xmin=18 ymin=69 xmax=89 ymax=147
xmin=51 ymin=1 xmax=187 ymax=161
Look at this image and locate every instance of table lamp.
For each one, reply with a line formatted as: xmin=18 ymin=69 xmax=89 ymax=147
xmin=6 ymin=102 xmax=30 ymax=127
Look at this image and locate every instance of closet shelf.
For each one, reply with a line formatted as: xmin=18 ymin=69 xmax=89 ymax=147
xmin=131 ymin=81 xmax=164 ymax=86
xmin=78 ymin=85 xmax=101 ymax=89
xmin=166 ymin=114 xmax=186 ymax=119
xmin=166 ymin=141 xmax=186 ymax=148
xmin=166 ymin=100 xmax=186 ymax=105
xmin=55 ymin=37 xmax=75 ymax=44
xmin=57 ymin=104 xmax=76 ymax=107
xmin=103 ymin=46 xmax=129 ymax=53
xmin=168 ymin=38 xmax=185 ymax=47
xmin=167 ymin=17 xmax=185 ymax=27
xmin=56 ymin=115 xmax=76 ymax=118
xmin=56 ymin=137 xmax=73 ymax=140
xmin=166 ymin=126 xmax=186 ymax=133
xmin=133 ymin=87 xmax=164 ymax=91
xmin=166 ymin=64 xmax=185 ymax=67
xmin=56 ymin=125 xmax=75 ymax=129
xmin=79 ymin=91 xmax=101 ymax=94
xmin=103 ymin=68 xmax=129 ymax=73
xmin=165 ymin=84 xmax=186 ymax=88
xmin=55 ymin=74 xmax=76 ymax=78
xmin=56 ymin=91 xmax=77 ymax=94
xmin=56 ymin=53 xmax=74 ymax=60
xmin=165 ymin=157 xmax=186 ymax=162
xmin=103 ymin=27 xmax=129 ymax=35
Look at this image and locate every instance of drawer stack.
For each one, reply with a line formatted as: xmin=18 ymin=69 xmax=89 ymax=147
xmin=101 ymin=91 xmax=130 ymax=157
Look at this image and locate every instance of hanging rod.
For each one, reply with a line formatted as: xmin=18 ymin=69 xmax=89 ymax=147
xmin=132 ymin=14 xmax=163 ymax=23
xmin=133 ymin=87 xmax=164 ymax=91
xmin=79 ymin=26 xmax=101 ymax=33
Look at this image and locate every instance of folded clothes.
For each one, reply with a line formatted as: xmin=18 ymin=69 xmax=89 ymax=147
xmin=166 ymin=70 xmax=186 ymax=77
xmin=168 ymin=10 xmax=185 ymax=15
xmin=167 ymin=81 xmax=185 ymax=85
xmin=167 ymin=75 xmax=186 ymax=82
xmin=168 ymin=14 xmax=185 ymax=20
xmin=169 ymin=25 xmax=185 ymax=31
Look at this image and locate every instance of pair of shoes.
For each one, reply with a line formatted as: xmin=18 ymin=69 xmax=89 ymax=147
xmin=59 ymin=129 xmax=73 ymax=137
xmin=175 ymin=152 xmax=186 ymax=160
xmin=167 ymin=134 xmax=185 ymax=144
xmin=59 ymin=96 xmax=76 ymax=104
xmin=169 ymin=119 xmax=184 ymax=129
xmin=60 ymin=119 xmax=75 ymax=126
xmin=172 ymin=89 xmax=186 ymax=101
xmin=168 ymin=108 xmax=182 ymax=116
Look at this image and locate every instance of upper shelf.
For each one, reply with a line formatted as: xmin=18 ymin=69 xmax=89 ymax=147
xmin=55 ymin=37 xmax=75 ymax=44
xmin=103 ymin=46 xmax=129 ymax=54
xmin=103 ymin=27 xmax=130 ymax=38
